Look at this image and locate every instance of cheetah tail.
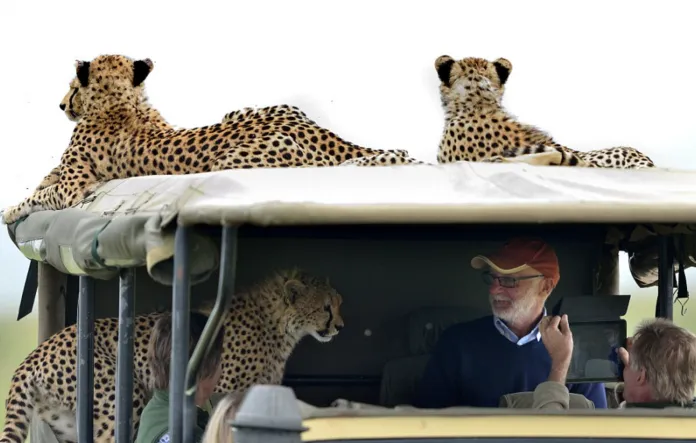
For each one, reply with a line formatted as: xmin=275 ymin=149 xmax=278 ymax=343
xmin=558 ymin=149 xmax=588 ymax=167
xmin=501 ymin=146 xmax=587 ymax=167
xmin=0 ymin=360 xmax=38 ymax=443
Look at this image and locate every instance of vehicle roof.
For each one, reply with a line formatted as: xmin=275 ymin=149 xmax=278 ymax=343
xmin=5 ymin=163 xmax=696 ymax=286
xmin=67 ymin=162 xmax=696 ymax=226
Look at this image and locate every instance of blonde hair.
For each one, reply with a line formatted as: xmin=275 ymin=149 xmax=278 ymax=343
xmin=201 ymin=391 xmax=248 ymax=443
xmin=629 ymin=318 xmax=696 ymax=405
xmin=148 ymin=312 xmax=225 ymax=391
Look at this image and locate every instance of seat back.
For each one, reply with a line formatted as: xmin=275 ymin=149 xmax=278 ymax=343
xmin=379 ymin=306 xmax=488 ymax=407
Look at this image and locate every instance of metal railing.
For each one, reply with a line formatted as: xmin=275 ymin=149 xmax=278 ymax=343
xmin=116 ymin=268 xmax=136 ymax=443
xmin=76 ymin=276 xmax=94 ymax=443
xmin=73 ymin=223 xmax=240 ymax=443
xmin=70 ymin=228 xmax=678 ymax=443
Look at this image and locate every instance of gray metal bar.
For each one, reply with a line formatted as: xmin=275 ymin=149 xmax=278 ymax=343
xmin=77 ymin=276 xmax=95 ymax=443
xmin=115 ymin=268 xmax=136 ymax=443
xmin=183 ymin=226 xmax=239 ymax=443
xmin=169 ymin=224 xmax=191 ymax=443
xmin=656 ymin=235 xmax=674 ymax=320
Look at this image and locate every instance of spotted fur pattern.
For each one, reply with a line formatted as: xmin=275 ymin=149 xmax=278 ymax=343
xmin=1 ymin=54 xmax=421 ymax=225
xmin=0 ymin=269 xmax=344 ymax=443
xmin=35 ymin=78 xmax=175 ymax=193
xmin=339 ymin=151 xmax=427 ymax=166
xmin=576 ymin=146 xmax=655 ymax=169
xmin=434 ymin=55 xmax=655 ymax=169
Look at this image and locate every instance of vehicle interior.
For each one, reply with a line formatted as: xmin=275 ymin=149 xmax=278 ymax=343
xmin=52 ymin=222 xmax=642 ymax=410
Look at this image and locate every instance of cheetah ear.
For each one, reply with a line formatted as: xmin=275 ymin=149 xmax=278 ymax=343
xmin=133 ymin=58 xmax=154 ymax=87
xmin=75 ymin=60 xmax=90 ymax=87
xmin=492 ymin=58 xmax=512 ymax=85
xmin=283 ymin=279 xmax=305 ymax=305
xmin=435 ymin=55 xmax=455 ymax=87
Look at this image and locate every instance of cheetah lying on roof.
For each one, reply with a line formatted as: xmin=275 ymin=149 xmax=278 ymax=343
xmin=0 ymin=269 xmax=344 ymax=443
xmin=43 ymin=77 xmax=427 ymax=188
xmin=434 ymin=55 xmax=655 ymax=169
xmin=34 ymin=77 xmax=176 ymax=192
xmin=2 ymin=54 xmax=425 ymax=225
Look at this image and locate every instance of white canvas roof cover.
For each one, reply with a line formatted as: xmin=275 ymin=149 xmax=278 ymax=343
xmin=6 ymin=161 xmax=696 ymax=286
xmin=70 ymin=161 xmax=696 ymax=225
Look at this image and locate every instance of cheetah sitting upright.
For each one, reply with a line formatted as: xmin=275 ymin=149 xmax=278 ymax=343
xmin=434 ymin=55 xmax=655 ymax=169
xmin=0 ymin=269 xmax=345 ymax=443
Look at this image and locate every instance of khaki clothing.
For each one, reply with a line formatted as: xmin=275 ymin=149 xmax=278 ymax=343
xmin=532 ymin=381 xmax=588 ymax=410
xmin=135 ymin=390 xmax=210 ymax=443
xmin=499 ymin=382 xmax=595 ymax=409
xmin=532 ymin=381 xmax=696 ymax=410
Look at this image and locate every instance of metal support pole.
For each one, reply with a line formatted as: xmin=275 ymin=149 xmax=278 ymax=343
xmin=37 ymin=262 xmax=67 ymax=343
xmin=115 ymin=268 xmax=136 ymax=443
xmin=656 ymin=236 xmax=674 ymax=320
xmin=170 ymin=225 xmax=191 ymax=443
xmin=183 ymin=226 xmax=239 ymax=443
xmin=77 ymin=276 xmax=95 ymax=443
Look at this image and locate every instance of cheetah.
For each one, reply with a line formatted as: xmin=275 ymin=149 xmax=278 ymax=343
xmin=60 ymin=79 xmax=426 ymax=171
xmin=0 ymin=268 xmax=345 ymax=443
xmin=4 ymin=56 xmax=424 ymax=225
xmin=339 ymin=151 xmax=428 ymax=166
xmin=219 ymin=105 xmax=424 ymax=167
xmin=58 ymin=77 xmax=424 ymax=170
xmin=49 ymin=65 xmax=567 ymax=177
xmin=34 ymin=77 xmax=176 ymax=193
xmin=434 ymin=55 xmax=655 ymax=169
xmin=575 ymin=145 xmax=655 ymax=169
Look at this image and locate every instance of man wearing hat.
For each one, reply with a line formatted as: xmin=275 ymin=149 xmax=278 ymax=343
xmin=413 ymin=237 xmax=608 ymax=409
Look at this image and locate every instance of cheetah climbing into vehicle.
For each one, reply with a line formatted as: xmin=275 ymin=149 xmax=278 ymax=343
xmin=433 ymin=55 xmax=655 ymax=169
xmin=0 ymin=269 xmax=344 ymax=443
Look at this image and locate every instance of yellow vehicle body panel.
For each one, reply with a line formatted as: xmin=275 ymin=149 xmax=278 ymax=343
xmin=301 ymin=414 xmax=696 ymax=441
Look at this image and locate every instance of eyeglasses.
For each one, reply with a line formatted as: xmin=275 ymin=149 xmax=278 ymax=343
xmin=481 ymin=270 xmax=544 ymax=288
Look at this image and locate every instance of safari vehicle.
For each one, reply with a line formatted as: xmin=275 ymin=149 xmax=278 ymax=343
xmin=6 ymin=160 xmax=696 ymax=443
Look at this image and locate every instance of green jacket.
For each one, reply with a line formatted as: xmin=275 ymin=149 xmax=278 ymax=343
xmin=135 ymin=390 xmax=210 ymax=443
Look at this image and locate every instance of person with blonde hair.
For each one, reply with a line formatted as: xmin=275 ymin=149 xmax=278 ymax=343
xmin=135 ymin=312 xmax=226 ymax=443
xmin=536 ymin=315 xmax=696 ymax=409
xmin=201 ymin=391 xmax=248 ymax=443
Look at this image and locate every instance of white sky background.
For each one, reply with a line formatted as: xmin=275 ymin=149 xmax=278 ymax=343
xmin=0 ymin=0 xmax=694 ymax=311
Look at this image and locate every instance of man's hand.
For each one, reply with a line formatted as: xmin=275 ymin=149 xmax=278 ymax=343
xmin=617 ymin=344 xmax=630 ymax=368
xmin=540 ymin=314 xmax=574 ymax=383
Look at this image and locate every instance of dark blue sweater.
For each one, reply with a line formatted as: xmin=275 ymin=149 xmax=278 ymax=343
xmin=414 ymin=315 xmax=607 ymax=409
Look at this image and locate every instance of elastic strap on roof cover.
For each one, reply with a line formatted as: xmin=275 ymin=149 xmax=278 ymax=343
xmin=90 ymin=219 xmax=114 ymax=269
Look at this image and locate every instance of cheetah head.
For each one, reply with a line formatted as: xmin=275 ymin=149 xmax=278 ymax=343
xmin=72 ymin=54 xmax=154 ymax=116
xmin=59 ymin=77 xmax=151 ymax=124
xmin=59 ymin=77 xmax=82 ymax=122
xmin=434 ymin=55 xmax=512 ymax=109
xmin=277 ymin=269 xmax=345 ymax=343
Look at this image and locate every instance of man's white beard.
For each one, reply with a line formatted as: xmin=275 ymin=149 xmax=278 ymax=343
xmin=490 ymin=293 xmax=539 ymax=327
